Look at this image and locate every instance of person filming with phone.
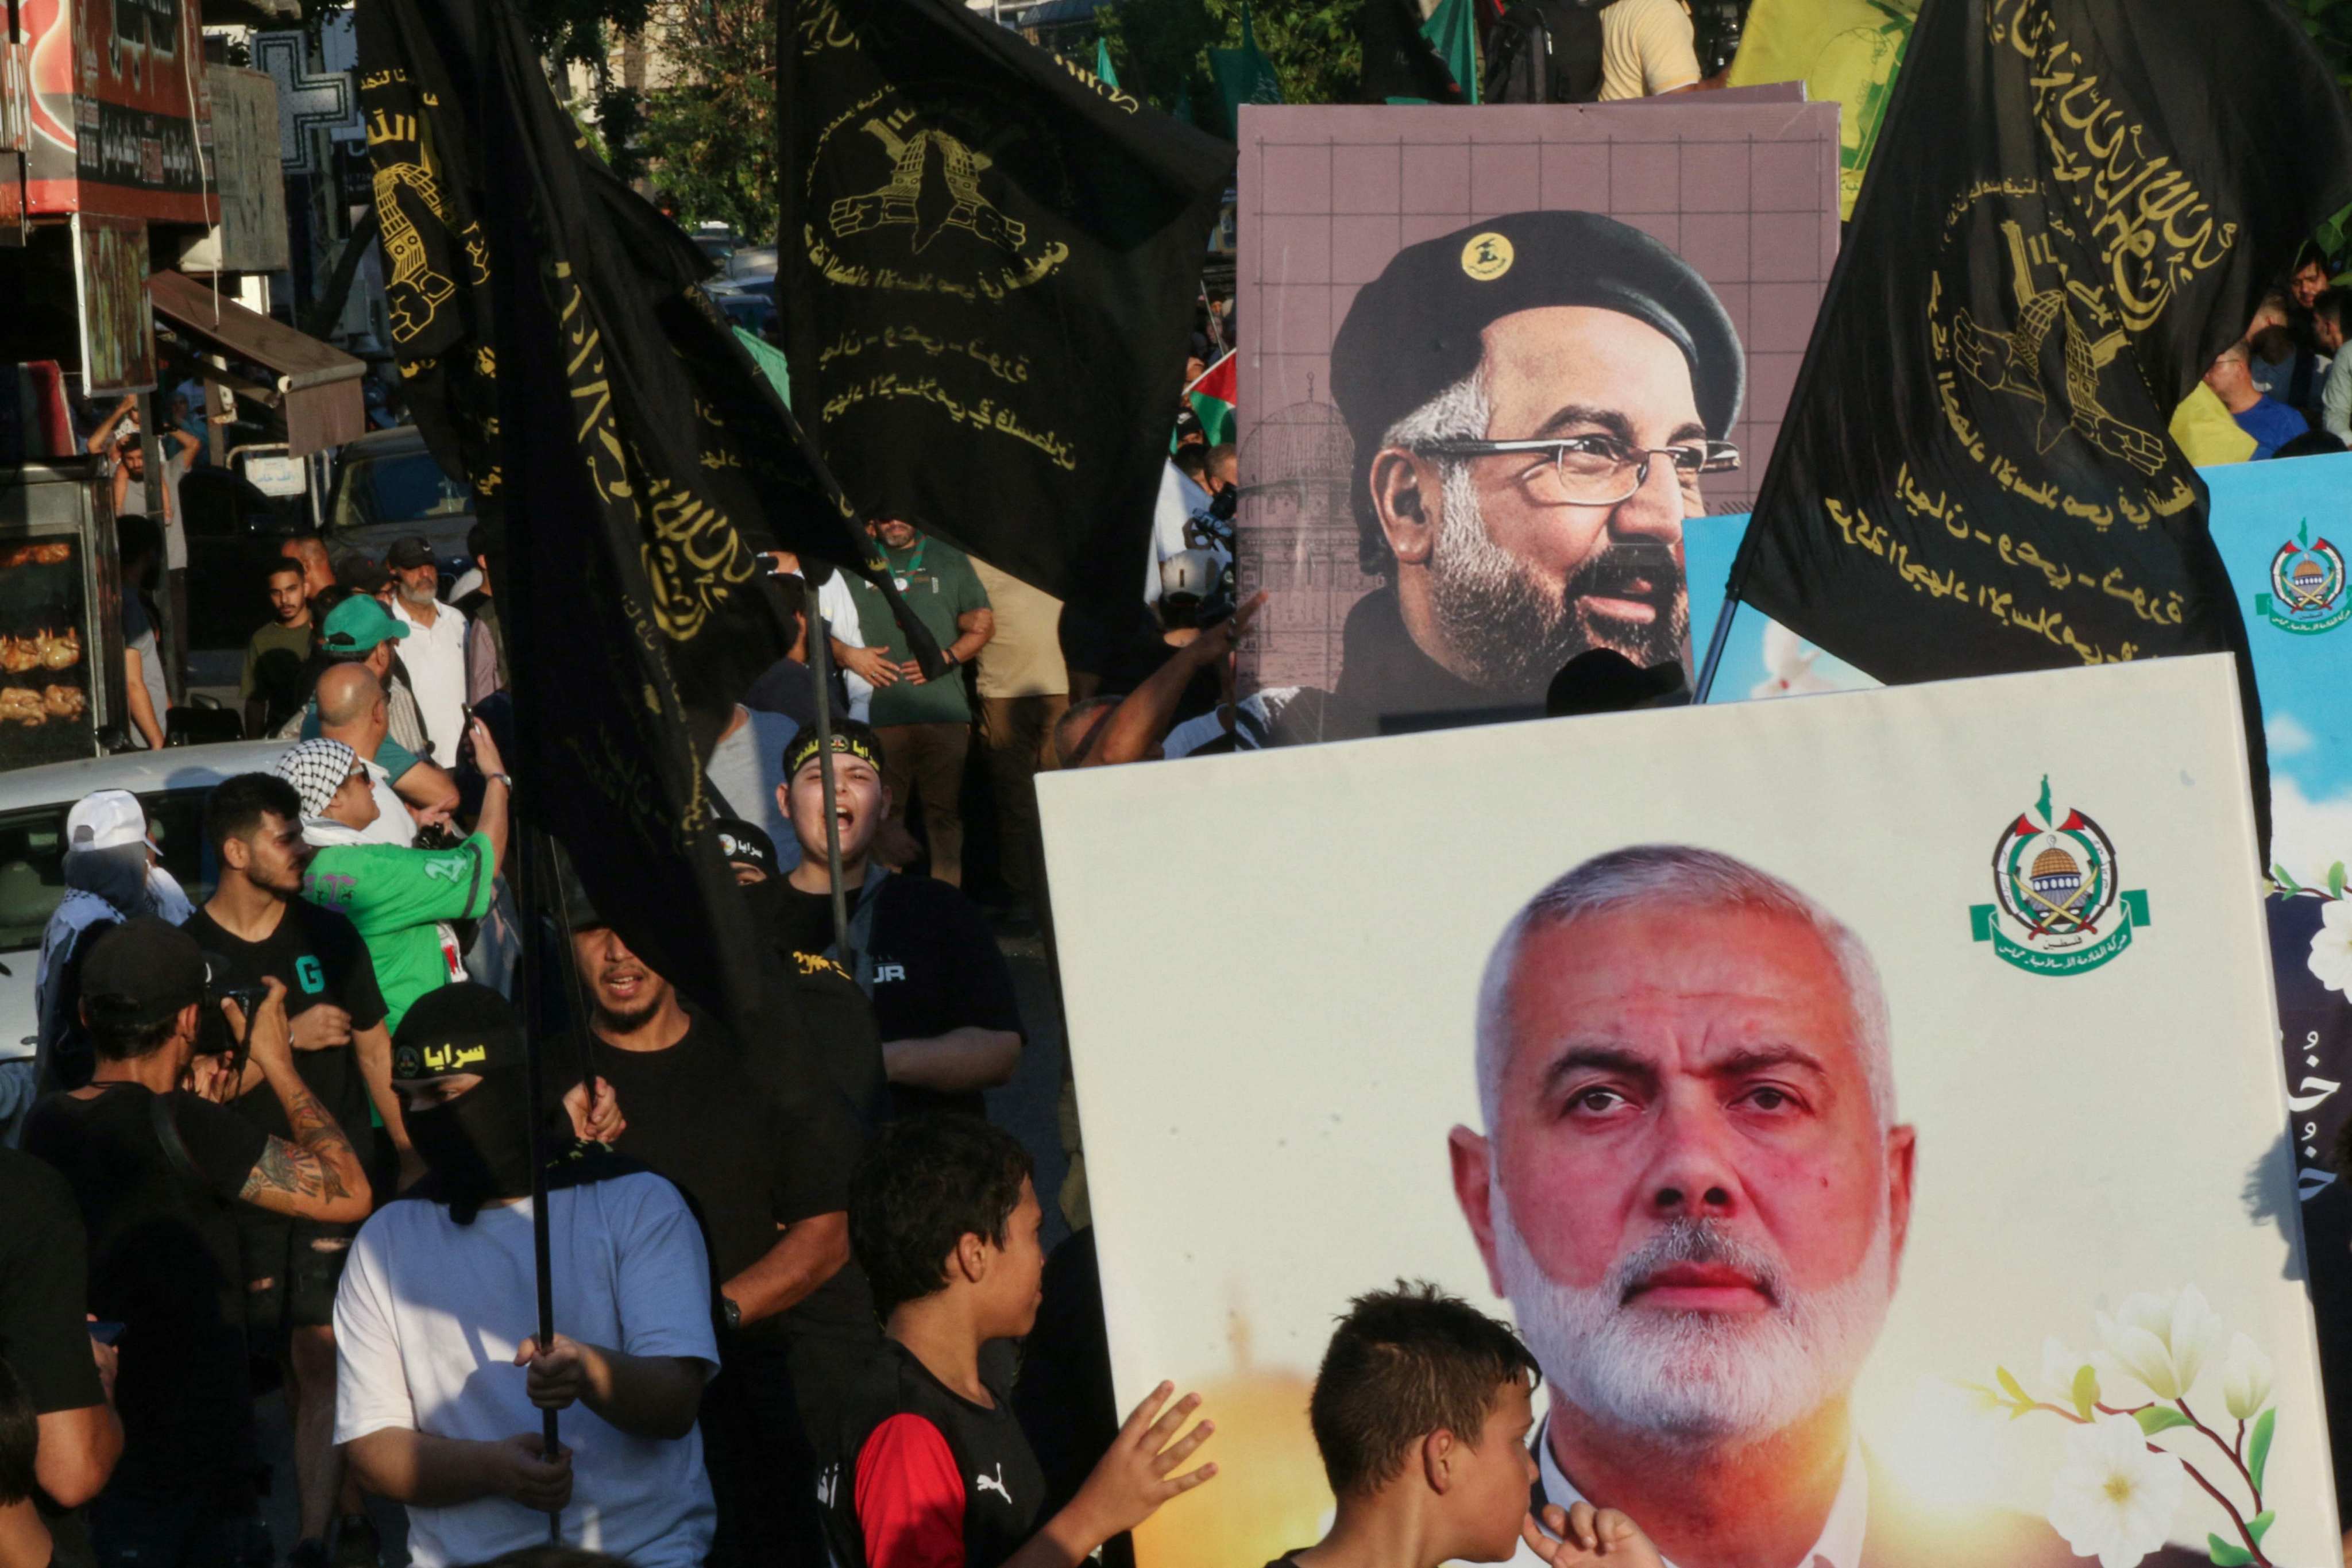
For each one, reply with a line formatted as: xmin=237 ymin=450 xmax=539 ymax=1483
xmin=20 ymin=917 xmax=370 ymax=1568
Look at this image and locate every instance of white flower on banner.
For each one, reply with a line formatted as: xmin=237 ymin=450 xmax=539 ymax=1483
xmin=2047 ymin=1413 xmax=2187 ymax=1568
xmin=2097 ymin=1286 xmax=2223 ymax=1401
xmin=2311 ymin=900 xmax=2352 ymax=1001
xmin=2043 ymin=1335 xmax=2087 ymax=1398
xmin=2222 ymin=1333 xmax=2274 ymax=1422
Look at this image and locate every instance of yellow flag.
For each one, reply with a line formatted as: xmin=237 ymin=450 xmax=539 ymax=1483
xmin=2168 ymin=383 xmax=2259 ymax=468
xmin=1728 ymin=0 xmax=1913 ymax=220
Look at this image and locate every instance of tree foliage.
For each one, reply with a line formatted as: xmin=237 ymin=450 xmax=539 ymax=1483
xmin=636 ymin=0 xmax=778 ymax=242
xmin=1100 ymin=0 xmax=1368 ymax=127
xmin=2295 ymin=0 xmax=2352 ymax=97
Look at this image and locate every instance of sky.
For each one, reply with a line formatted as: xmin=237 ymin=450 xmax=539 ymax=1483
xmin=1689 ymin=451 xmax=2352 ymax=887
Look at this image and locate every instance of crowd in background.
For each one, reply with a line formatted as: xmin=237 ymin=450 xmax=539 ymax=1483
xmin=2200 ymin=244 xmax=2352 ymax=461
xmin=5 ymin=70 xmax=2352 ymax=1568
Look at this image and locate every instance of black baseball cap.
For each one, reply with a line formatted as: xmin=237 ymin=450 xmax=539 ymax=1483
xmin=385 ymin=536 xmax=435 ymax=570
xmin=714 ymin=818 xmax=777 ymax=875
xmin=82 ymin=917 xmax=205 ymax=1030
xmin=334 ymin=552 xmax=392 ymax=595
xmin=392 ymin=981 xmax=526 ymax=1081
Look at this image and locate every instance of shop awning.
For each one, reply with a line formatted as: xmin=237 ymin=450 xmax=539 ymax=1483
xmin=146 ymin=270 xmax=366 ymax=456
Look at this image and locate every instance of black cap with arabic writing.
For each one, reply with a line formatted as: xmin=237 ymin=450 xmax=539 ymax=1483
xmin=392 ymin=981 xmax=526 ymax=1082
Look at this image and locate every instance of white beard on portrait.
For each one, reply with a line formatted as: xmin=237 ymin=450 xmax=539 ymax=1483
xmin=1489 ymin=1183 xmax=1894 ymax=1454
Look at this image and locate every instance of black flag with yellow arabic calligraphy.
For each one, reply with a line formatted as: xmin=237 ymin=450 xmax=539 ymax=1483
xmin=778 ymin=0 xmax=1233 ymax=605
xmin=1727 ymin=0 xmax=2352 ymax=851
xmin=358 ymin=0 xmax=883 ymax=1019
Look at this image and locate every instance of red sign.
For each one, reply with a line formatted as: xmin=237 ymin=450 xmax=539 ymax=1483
xmin=24 ymin=0 xmax=215 ymax=223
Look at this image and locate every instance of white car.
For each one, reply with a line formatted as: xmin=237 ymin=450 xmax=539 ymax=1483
xmin=0 ymin=741 xmax=291 ymax=1070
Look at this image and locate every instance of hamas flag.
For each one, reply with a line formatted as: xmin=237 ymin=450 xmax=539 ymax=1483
xmin=1359 ymin=0 xmax=1473 ymax=104
xmin=360 ymin=0 xmax=886 ymax=1021
xmin=1211 ymin=5 xmax=1287 ymax=134
xmin=1727 ymin=0 xmax=2352 ymax=856
xmin=779 ymin=0 xmax=1233 ymax=607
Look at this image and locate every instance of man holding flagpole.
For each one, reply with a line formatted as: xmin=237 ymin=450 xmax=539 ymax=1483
xmin=334 ymin=984 xmax=719 ymax=1568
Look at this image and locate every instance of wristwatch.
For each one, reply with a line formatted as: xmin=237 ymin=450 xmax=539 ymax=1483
xmin=487 ymin=773 xmax=513 ymax=790
xmin=721 ymin=1296 xmax=742 ymax=1333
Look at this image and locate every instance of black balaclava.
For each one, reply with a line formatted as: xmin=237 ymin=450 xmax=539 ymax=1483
xmin=404 ymin=1068 xmax=539 ymax=1223
xmin=393 ymin=982 xmax=538 ymax=1225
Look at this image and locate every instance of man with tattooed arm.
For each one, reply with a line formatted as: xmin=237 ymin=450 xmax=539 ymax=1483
xmin=21 ymin=917 xmax=370 ymax=1568
xmin=185 ymin=774 xmax=403 ymax=1568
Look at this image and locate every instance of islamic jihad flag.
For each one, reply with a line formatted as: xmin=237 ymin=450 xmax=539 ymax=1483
xmin=360 ymin=0 xmax=879 ymax=1019
xmin=779 ymin=0 xmax=1233 ymax=605
xmin=1729 ymin=0 xmax=2352 ymax=852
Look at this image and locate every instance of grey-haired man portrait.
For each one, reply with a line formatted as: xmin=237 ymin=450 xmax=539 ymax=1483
xmin=1327 ymin=211 xmax=1744 ymax=731
xmin=1446 ymin=844 xmax=2202 ymax=1568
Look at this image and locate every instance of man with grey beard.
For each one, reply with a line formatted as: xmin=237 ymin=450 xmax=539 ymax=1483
xmin=1447 ymin=845 xmax=2195 ymax=1568
xmin=385 ymin=535 xmax=469 ymax=763
xmin=1326 ymin=211 xmax=1742 ymax=732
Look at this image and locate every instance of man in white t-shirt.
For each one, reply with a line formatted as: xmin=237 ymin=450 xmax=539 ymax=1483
xmin=1597 ymin=0 xmax=1701 ymax=100
xmin=386 ymin=537 xmax=470 ymax=764
xmin=334 ymin=983 xmax=717 ymax=1568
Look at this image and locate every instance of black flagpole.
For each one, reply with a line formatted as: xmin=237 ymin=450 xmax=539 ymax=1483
xmin=513 ymin=816 xmax=562 ymax=1543
xmin=1691 ymin=582 xmax=1743 ymax=705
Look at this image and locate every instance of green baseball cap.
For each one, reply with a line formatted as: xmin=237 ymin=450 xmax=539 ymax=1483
xmin=321 ymin=593 xmax=410 ymax=657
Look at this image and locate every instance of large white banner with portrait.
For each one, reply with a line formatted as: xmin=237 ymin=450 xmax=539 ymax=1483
xmin=1039 ymin=655 xmax=2328 ymax=1568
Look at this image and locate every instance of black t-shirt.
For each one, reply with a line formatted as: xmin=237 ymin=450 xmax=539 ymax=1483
xmin=548 ymin=1007 xmax=859 ymax=1345
xmin=769 ymin=944 xmax=890 ymax=1128
xmin=760 ymin=874 xmax=1023 ymax=1120
xmin=21 ymin=1084 xmax=268 ymax=1493
xmin=184 ymin=899 xmax=389 ymax=1147
xmin=824 ymin=1339 xmax=1049 ymax=1568
xmin=0 ymin=1150 xmax=105 ymax=1568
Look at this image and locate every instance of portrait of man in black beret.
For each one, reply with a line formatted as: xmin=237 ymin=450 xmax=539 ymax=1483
xmin=1327 ymin=210 xmax=1745 ymax=729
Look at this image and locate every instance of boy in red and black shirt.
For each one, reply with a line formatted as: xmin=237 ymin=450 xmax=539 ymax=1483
xmin=824 ymin=1115 xmax=1215 ymax=1568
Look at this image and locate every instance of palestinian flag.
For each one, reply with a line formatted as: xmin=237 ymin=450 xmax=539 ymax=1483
xmin=1185 ymin=350 xmax=1237 ymax=446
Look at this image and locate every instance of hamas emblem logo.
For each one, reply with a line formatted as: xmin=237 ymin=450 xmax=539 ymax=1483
xmin=2253 ymin=521 xmax=2349 ymax=636
xmin=1969 ymin=776 xmax=2150 ymax=976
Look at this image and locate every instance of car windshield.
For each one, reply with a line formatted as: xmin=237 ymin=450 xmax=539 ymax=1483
xmin=331 ymin=451 xmax=470 ymax=532
xmin=0 ymin=789 xmax=217 ymax=953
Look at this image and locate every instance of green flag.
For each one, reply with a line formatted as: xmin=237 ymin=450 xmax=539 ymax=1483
xmin=734 ymin=326 xmax=792 ymax=410
xmin=1420 ymin=0 xmax=1479 ymax=105
xmin=1095 ymin=37 xmax=1121 ymax=90
xmin=1211 ymin=4 xmax=1283 ymax=137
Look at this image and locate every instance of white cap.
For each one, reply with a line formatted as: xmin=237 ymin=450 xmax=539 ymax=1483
xmin=67 ymin=790 xmax=152 ymax=852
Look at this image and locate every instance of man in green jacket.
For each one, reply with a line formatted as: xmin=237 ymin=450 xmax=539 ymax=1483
xmin=273 ymin=727 xmax=511 ymax=1045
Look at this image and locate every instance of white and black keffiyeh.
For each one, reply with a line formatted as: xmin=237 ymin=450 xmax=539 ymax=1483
xmin=276 ymin=738 xmax=361 ymax=820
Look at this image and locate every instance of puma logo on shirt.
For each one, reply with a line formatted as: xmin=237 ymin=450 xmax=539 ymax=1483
xmin=975 ymin=1464 xmax=1011 ymax=1504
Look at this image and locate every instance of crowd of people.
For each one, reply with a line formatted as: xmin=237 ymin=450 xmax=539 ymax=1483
xmin=2199 ymin=245 xmax=2352 ymax=461
xmin=6 ymin=147 xmax=2349 ymax=1568
xmin=0 ymin=306 xmax=1339 ymax=1568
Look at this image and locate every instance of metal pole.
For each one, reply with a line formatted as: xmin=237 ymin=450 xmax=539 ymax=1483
xmin=803 ymin=576 xmax=853 ymax=961
xmin=1691 ymin=585 xmax=1740 ymax=706
xmin=511 ymin=820 xmax=562 ymax=1544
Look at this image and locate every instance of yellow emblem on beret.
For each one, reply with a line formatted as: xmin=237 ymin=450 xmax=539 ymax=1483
xmin=1461 ymin=232 xmax=1514 ymax=281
